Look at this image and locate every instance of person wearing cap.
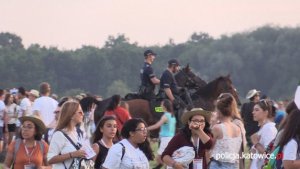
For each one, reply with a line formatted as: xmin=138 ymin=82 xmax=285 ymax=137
xmin=139 ymin=49 xmax=160 ymax=101
xmin=159 ymin=59 xmax=182 ymax=109
xmin=161 ymin=108 xmax=213 ymax=169
xmin=241 ymin=89 xmax=260 ymax=148
xmin=4 ymin=115 xmax=49 ymax=169
xmin=28 ymin=89 xmax=39 ymax=103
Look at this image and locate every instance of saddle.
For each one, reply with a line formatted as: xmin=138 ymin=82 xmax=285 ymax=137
xmin=125 ymin=92 xmax=164 ymax=120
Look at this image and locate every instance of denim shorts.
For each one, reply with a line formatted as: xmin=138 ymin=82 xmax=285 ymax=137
xmin=209 ymin=160 xmax=239 ymax=169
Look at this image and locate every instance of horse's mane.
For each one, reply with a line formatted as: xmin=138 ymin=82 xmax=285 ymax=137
xmin=193 ymin=76 xmax=231 ymax=98
xmin=93 ymin=97 xmax=112 ymax=125
xmin=80 ymin=96 xmax=98 ymax=112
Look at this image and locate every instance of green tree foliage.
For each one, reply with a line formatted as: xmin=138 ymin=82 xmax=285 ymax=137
xmin=0 ymin=26 xmax=299 ymax=100
xmin=106 ymin=80 xmax=131 ymax=98
xmin=0 ymin=32 xmax=24 ymax=49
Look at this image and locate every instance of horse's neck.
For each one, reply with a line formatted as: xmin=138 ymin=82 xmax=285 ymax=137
xmin=194 ymin=81 xmax=219 ymax=99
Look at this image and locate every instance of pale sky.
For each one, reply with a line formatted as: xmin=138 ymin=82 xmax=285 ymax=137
xmin=1 ymin=0 xmax=300 ymax=50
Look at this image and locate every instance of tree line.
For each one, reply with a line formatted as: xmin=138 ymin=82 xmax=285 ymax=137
xmin=0 ymin=25 xmax=299 ymax=101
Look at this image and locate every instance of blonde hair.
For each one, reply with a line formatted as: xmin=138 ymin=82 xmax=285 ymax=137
xmin=56 ymin=101 xmax=80 ymax=130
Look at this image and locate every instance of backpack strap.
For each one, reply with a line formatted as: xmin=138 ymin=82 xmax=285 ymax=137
xmin=119 ymin=143 xmax=125 ymax=160
xmin=12 ymin=139 xmax=22 ymax=165
xmin=38 ymin=141 xmax=44 ymax=155
xmin=44 ymin=128 xmax=51 ymax=144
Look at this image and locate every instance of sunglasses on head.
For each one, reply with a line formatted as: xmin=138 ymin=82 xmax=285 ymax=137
xmin=260 ymin=99 xmax=271 ymax=107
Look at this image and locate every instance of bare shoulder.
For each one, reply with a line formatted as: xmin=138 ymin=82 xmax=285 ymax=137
xmin=211 ymin=124 xmax=222 ymax=138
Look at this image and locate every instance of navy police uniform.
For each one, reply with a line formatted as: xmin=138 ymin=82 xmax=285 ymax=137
xmin=159 ymin=69 xmax=178 ymax=96
xmin=139 ymin=50 xmax=157 ymax=100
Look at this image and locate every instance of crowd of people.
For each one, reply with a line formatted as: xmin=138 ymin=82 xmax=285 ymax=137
xmin=0 ymin=50 xmax=299 ymax=169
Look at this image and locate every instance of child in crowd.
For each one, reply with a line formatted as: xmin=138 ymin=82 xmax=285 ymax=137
xmin=147 ymin=99 xmax=176 ymax=169
xmin=92 ymin=116 xmax=118 ymax=169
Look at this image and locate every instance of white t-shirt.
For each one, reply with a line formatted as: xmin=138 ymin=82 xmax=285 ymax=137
xmin=15 ymin=106 xmax=22 ymax=127
xmin=6 ymin=103 xmax=18 ymax=124
xmin=250 ymin=122 xmax=278 ymax=169
xmin=33 ymin=96 xmax=58 ymax=126
xmin=47 ymin=131 xmax=83 ymax=169
xmin=102 ymin=139 xmax=150 ymax=169
xmin=0 ymin=100 xmax=5 ymax=127
xmin=283 ymin=138 xmax=300 ymax=160
xmin=20 ymin=97 xmax=32 ymax=116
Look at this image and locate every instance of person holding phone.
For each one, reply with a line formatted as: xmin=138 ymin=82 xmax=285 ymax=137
xmin=162 ymin=108 xmax=213 ymax=169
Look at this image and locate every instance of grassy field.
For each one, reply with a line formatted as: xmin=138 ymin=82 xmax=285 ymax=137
xmin=150 ymin=140 xmax=159 ymax=168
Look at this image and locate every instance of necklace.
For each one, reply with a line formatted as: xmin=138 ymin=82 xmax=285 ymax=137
xmin=23 ymin=140 xmax=36 ymax=164
xmin=100 ymin=139 xmax=113 ymax=148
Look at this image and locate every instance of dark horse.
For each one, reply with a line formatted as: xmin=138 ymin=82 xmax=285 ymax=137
xmin=93 ymin=65 xmax=240 ymax=129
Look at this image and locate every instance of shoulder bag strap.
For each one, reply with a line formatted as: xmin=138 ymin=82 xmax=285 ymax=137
xmin=57 ymin=130 xmax=81 ymax=169
xmin=59 ymin=130 xmax=81 ymax=150
xmin=119 ymin=142 xmax=125 ymax=160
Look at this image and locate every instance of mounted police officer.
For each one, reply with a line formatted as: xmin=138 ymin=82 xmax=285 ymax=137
xmin=139 ymin=49 xmax=160 ymax=101
xmin=159 ymin=59 xmax=182 ymax=109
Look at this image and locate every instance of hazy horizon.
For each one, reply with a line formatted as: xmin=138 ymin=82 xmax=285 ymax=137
xmin=1 ymin=0 xmax=300 ymax=49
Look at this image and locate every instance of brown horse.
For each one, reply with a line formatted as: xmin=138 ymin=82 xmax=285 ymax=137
xmin=191 ymin=75 xmax=240 ymax=111
xmin=93 ymin=68 xmax=240 ymax=130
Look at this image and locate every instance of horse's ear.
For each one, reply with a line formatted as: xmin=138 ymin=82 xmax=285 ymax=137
xmin=226 ymin=74 xmax=231 ymax=79
xmin=185 ymin=64 xmax=190 ymax=72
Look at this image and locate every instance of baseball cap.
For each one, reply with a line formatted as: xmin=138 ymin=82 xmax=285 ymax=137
xmin=144 ymin=50 xmax=157 ymax=57
xmin=168 ymin=59 xmax=180 ymax=66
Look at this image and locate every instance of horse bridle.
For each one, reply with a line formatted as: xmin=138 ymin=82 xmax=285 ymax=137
xmin=178 ymin=69 xmax=199 ymax=89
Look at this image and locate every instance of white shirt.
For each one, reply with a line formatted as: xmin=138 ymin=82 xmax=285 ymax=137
xmin=33 ymin=96 xmax=58 ymax=126
xmin=15 ymin=106 xmax=22 ymax=127
xmin=250 ymin=122 xmax=278 ymax=169
xmin=0 ymin=100 xmax=5 ymax=126
xmin=6 ymin=103 xmax=18 ymax=124
xmin=20 ymin=97 xmax=32 ymax=116
xmin=283 ymin=138 xmax=300 ymax=160
xmin=47 ymin=131 xmax=83 ymax=169
xmin=102 ymin=139 xmax=150 ymax=169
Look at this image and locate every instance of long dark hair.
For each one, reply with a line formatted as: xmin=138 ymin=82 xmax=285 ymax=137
xmin=4 ymin=93 xmax=12 ymax=105
xmin=181 ymin=115 xmax=211 ymax=141
xmin=93 ymin=115 xmax=119 ymax=143
xmin=162 ymin=99 xmax=174 ymax=116
xmin=278 ymin=108 xmax=300 ymax=151
xmin=279 ymin=101 xmax=298 ymax=130
xmin=106 ymin=95 xmax=121 ymax=111
xmin=121 ymin=118 xmax=154 ymax=160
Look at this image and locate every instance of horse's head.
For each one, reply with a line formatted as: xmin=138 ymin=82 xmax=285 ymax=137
xmin=215 ymin=75 xmax=241 ymax=105
xmin=175 ymin=64 xmax=207 ymax=89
